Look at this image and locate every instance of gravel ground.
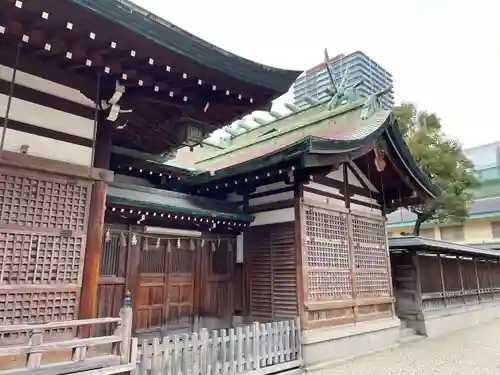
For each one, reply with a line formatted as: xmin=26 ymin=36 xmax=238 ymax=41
xmin=312 ymin=320 xmax=500 ymax=375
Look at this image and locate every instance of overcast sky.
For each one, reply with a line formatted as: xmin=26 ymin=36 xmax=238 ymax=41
xmin=134 ymin=0 xmax=499 ymax=148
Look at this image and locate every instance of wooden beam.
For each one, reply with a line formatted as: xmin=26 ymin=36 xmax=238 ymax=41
xmin=79 ymin=180 xmax=108 ymax=327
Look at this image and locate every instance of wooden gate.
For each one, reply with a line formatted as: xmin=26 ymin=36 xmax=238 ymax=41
xmin=0 ymin=164 xmax=93 ymax=343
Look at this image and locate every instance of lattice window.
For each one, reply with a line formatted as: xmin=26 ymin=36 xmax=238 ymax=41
xmin=305 ymin=206 xmax=349 ymax=268
xmin=356 ymin=271 xmax=390 ymax=297
xmin=352 ymin=215 xmax=387 ymax=270
xmin=0 ymin=231 xmax=85 ymax=284
xmin=308 ymin=270 xmax=352 ymax=300
xmin=0 ymin=290 xmax=78 ymax=340
xmin=0 ymin=173 xmax=90 ymax=231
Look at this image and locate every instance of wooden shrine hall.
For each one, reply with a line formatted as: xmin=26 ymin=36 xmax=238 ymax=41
xmin=4 ymin=0 xmax=500 ymax=373
xmin=0 ymin=0 xmax=299 ymax=344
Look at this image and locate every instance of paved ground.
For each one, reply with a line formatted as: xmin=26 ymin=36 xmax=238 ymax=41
xmin=313 ymin=320 xmax=500 ymax=375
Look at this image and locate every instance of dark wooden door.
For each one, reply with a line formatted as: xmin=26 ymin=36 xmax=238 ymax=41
xmin=135 ymin=237 xmax=196 ymax=337
xmin=165 ymin=239 xmax=196 ymax=333
xmin=199 ymin=239 xmax=235 ymax=330
xmin=135 ymin=236 xmax=169 ymax=338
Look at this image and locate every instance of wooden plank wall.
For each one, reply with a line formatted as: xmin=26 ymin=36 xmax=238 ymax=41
xmin=241 ymin=180 xmax=298 ymax=322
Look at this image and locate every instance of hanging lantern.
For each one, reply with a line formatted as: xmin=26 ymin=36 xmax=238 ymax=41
xmin=167 ymin=239 xmax=172 ymax=253
xmin=156 ymin=237 xmax=161 ymax=249
xmin=131 ymin=234 xmax=138 ymax=246
xmin=105 ymin=228 xmax=111 ymax=243
xmin=119 ymin=232 xmax=127 ymax=248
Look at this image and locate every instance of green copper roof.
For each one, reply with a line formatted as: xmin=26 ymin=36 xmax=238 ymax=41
xmin=107 ymin=182 xmax=253 ymax=221
xmin=70 ymin=0 xmax=300 ymax=93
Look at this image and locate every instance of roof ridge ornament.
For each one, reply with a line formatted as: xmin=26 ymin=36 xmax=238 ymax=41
xmin=324 ymin=48 xmax=363 ymax=110
xmin=360 ymin=86 xmax=393 ymax=120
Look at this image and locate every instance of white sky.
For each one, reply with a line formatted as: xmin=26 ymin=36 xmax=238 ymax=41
xmin=134 ymin=0 xmax=500 ymax=148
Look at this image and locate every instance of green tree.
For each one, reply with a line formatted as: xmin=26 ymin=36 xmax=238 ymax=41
xmin=393 ymin=102 xmax=480 ymax=235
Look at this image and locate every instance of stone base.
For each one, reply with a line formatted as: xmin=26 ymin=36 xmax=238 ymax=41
xmin=301 ymin=318 xmax=402 ymax=370
xmin=410 ymin=300 xmax=500 ymax=338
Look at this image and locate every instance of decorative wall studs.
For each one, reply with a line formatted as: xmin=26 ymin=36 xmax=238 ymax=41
xmin=15 ymin=1 xmax=23 ymax=9
xmin=21 ymin=35 xmax=29 ymax=43
xmin=44 ymin=43 xmax=51 ymax=51
xmin=66 ymin=22 xmax=73 ymax=30
xmin=149 ymin=58 xmax=154 ymax=65
xmin=182 ymin=73 xmax=187 ymax=79
xmin=42 ymin=12 xmax=49 ymax=20
xmin=104 ymin=66 xmax=111 ymax=74
xmin=130 ymin=49 xmax=136 ymax=57
xmin=111 ymin=41 xmax=117 ymax=48
xmin=0 ymin=26 xmax=5 ymax=34
xmin=166 ymin=65 xmax=171 ymax=72
xmin=89 ymin=32 xmax=96 ymax=40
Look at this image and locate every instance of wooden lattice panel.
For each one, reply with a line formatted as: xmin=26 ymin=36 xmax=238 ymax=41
xmin=308 ymin=270 xmax=352 ymax=300
xmin=0 ymin=172 xmax=91 ymax=231
xmin=304 ymin=206 xmax=350 ymax=268
xmin=305 ymin=205 xmax=352 ymax=301
xmin=0 ymin=230 xmax=86 ymax=284
xmin=0 ymin=289 xmax=78 ymax=341
xmin=351 ymin=215 xmax=390 ymax=297
xmin=356 ymin=271 xmax=390 ymax=297
xmin=351 ymin=215 xmax=387 ymax=269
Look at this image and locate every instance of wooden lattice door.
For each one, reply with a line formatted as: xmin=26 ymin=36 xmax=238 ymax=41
xmin=0 ymin=167 xmax=92 ymax=342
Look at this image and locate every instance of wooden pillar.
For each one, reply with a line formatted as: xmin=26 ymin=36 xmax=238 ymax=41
xmin=294 ymin=182 xmax=308 ymax=329
xmin=80 ymin=180 xmax=108 ymax=321
xmin=93 ymin=117 xmax=113 ymax=170
xmin=457 ymin=256 xmax=465 ymax=304
xmin=474 ymin=257 xmax=481 ymax=302
xmin=414 ymin=252 xmax=423 ymax=310
xmin=437 ymin=254 xmax=446 ymax=307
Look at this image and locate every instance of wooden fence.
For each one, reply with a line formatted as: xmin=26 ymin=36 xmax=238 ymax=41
xmin=136 ymin=318 xmax=302 ymax=375
xmin=0 ymin=292 xmax=136 ymax=375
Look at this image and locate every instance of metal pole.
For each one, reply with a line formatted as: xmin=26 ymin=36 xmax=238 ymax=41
xmin=90 ymin=71 xmax=102 ymax=168
xmin=0 ymin=43 xmax=22 ymax=154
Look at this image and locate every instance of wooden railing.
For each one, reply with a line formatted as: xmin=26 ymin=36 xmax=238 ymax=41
xmin=0 ymin=292 xmax=137 ymax=375
xmin=136 ymin=318 xmax=302 ymax=375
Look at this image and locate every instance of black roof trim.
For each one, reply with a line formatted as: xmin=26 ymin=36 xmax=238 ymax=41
xmin=386 ymin=123 xmax=440 ymax=199
xmin=72 ymin=0 xmax=301 ymax=93
xmin=389 ymin=236 xmax=500 ymax=259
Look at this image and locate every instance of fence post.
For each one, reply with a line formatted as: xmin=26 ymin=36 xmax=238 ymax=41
xmin=120 ymin=290 xmax=133 ymax=364
xmin=26 ymin=328 xmax=43 ymax=369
